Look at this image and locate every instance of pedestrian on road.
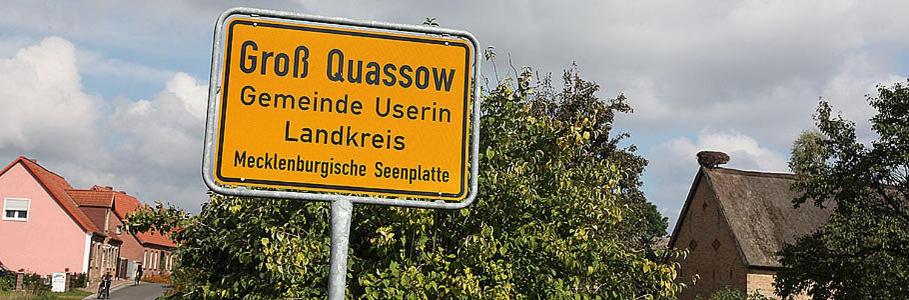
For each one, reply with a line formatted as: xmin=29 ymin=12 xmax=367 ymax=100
xmin=135 ymin=264 xmax=144 ymax=286
xmin=97 ymin=272 xmax=112 ymax=299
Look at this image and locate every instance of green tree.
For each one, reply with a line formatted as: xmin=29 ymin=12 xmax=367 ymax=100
xmin=776 ymin=80 xmax=909 ymax=299
xmin=129 ymin=67 xmax=681 ymax=299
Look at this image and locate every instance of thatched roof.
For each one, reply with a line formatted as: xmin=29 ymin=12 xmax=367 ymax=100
xmin=672 ymin=167 xmax=833 ymax=269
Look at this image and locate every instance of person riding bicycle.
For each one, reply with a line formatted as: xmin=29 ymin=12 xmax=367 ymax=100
xmin=96 ymin=272 xmax=112 ymax=299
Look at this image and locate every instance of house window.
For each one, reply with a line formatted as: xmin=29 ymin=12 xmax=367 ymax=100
xmin=116 ymin=225 xmax=122 ymax=234
xmin=2 ymin=198 xmax=30 ymax=221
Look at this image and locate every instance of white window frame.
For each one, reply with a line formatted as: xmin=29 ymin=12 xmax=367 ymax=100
xmin=2 ymin=198 xmax=30 ymax=221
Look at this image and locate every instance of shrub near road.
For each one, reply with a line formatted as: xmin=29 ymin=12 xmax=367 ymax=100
xmin=129 ymin=67 xmax=682 ymax=299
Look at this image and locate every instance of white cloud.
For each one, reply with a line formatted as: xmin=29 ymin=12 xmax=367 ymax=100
xmin=0 ymin=35 xmax=40 ymax=57
xmin=0 ymin=37 xmax=210 ymax=211
xmin=110 ymin=72 xmax=206 ymax=169
xmin=0 ymin=37 xmax=103 ymax=160
xmin=103 ymin=72 xmax=208 ymax=208
xmin=166 ymin=72 xmax=208 ymax=120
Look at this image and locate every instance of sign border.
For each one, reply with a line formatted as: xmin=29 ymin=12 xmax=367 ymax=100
xmin=202 ymin=7 xmax=481 ymax=209
xmin=215 ymin=19 xmax=471 ymax=198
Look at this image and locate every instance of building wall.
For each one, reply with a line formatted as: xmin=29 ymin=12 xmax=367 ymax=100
xmin=111 ymin=215 xmax=150 ymax=279
xmin=141 ymin=246 xmax=173 ymax=275
xmin=80 ymin=206 xmax=108 ymax=231
xmin=115 ymin=218 xmax=145 ymax=264
xmin=746 ymin=270 xmax=776 ymax=298
xmin=86 ymin=237 xmax=120 ymax=282
xmin=0 ymin=163 xmax=88 ymax=275
xmin=746 ymin=270 xmax=809 ymax=300
xmin=673 ymin=176 xmax=748 ymax=300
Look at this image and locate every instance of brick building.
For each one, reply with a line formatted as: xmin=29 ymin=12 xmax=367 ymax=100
xmin=67 ymin=185 xmax=176 ymax=279
xmin=65 ymin=188 xmax=130 ymax=282
xmin=669 ymin=152 xmax=831 ymax=299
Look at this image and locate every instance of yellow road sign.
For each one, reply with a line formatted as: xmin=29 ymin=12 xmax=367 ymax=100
xmin=203 ymin=10 xmax=479 ymax=205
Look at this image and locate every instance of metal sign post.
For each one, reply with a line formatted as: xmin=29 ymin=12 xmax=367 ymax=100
xmin=328 ymin=199 xmax=353 ymax=299
xmin=202 ymin=7 xmax=481 ymax=298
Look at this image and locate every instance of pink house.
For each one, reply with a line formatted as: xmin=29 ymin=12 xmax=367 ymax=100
xmin=0 ymin=157 xmax=121 ymax=278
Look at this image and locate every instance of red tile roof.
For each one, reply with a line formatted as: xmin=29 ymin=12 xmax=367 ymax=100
xmin=75 ymin=185 xmax=176 ymax=248
xmin=66 ymin=189 xmax=115 ymax=207
xmin=0 ymin=156 xmax=101 ymax=234
xmin=111 ymin=190 xmax=142 ymax=220
xmin=114 ymin=193 xmax=176 ymax=248
xmin=136 ymin=231 xmax=176 ymax=248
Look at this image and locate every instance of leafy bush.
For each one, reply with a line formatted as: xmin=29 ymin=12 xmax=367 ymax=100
xmin=0 ymin=273 xmax=14 ymax=291
xmin=69 ymin=272 xmax=87 ymax=289
xmin=142 ymin=273 xmax=172 ymax=284
xmin=21 ymin=273 xmax=49 ymax=295
xmin=697 ymin=287 xmax=774 ymax=300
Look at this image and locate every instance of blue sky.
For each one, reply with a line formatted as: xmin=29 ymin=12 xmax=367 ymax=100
xmin=0 ymin=1 xmax=907 ymax=230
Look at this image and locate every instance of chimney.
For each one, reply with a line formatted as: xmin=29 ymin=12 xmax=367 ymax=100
xmin=697 ymin=151 xmax=729 ymax=168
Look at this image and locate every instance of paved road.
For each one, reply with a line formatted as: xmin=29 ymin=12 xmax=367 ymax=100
xmin=99 ymin=283 xmax=168 ymax=300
